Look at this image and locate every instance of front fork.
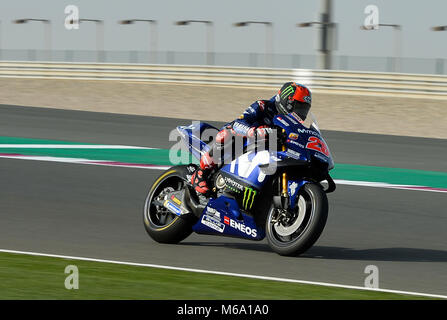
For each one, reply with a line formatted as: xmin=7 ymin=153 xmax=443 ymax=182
xmin=274 ymin=130 xmax=306 ymax=210
xmin=276 ymin=136 xmax=292 ymax=210
xmin=274 ymin=176 xmax=308 ymax=209
xmin=279 ymin=172 xmax=289 ymax=208
xmin=280 ymin=132 xmax=291 ymax=208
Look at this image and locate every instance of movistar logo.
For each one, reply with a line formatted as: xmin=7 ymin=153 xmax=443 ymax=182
xmin=242 ymin=187 xmax=257 ymax=210
xmin=280 ymin=85 xmax=294 ymax=98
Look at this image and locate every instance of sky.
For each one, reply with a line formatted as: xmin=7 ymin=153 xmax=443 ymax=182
xmin=0 ymin=0 xmax=446 ymax=59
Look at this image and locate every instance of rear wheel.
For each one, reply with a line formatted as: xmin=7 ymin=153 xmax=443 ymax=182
xmin=266 ymin=183 xmax=328 ymax=256
xmin=143 ymin=167 xmax=193 ymax=244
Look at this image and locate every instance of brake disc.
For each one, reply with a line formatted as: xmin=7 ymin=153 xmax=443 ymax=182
xmin=273 ymin=195 xmax=307 ymax=237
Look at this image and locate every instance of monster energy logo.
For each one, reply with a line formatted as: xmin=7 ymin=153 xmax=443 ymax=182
xmin=242 ymin=187 xmax=257 ymax=210
xmin=280 ymin=85 xmax=294 ymax=98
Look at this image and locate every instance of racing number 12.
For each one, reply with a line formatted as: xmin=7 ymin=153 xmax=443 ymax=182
xmin=306 ymin=136 xmax=329 ymax=157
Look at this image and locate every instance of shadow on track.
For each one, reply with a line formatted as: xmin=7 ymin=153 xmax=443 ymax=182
xmin=304 ymin=246 xmax=447 ymax=262
xmin=180 ymin=241 xmax=272 ymax=253
xmin=180 ymin=242 xmax=447 ymax=262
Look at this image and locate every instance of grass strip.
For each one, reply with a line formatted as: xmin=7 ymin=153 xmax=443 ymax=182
xmin=0 ymin=252 xmax=433 ymax=300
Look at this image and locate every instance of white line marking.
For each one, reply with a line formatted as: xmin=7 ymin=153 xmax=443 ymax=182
xmin=0 ymin=154 xmax=105 ymax=164
xmin=0 ymin=154 xmax=170 ymax=170
xmin=0 ymin=249 xmax=445 ymax=299
xmin=335 ymin=180 xmax=423 ymax=188
xmin=334 ymin=179 xmax=447 ymax=193
xmin=0 ymin=144 xmax=153 ymax=149
xmin=0 ymin=153 xmax=445 ymax=193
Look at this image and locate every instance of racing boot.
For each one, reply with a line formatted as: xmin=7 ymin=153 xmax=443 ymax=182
xmin=191 ymin=128 xmax=230 ymax=196
xmin=191 ymin=152 xmax=216 ymax=196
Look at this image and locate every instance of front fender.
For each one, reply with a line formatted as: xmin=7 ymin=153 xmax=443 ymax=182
xmin=287 ymin=175 xmax=336 ymax=209
xmin=287 ymin=180 xmax=310 ymax=209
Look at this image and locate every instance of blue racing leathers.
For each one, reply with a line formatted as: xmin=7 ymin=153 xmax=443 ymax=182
xmin=227 ymin=96 xmax=278 ymax=137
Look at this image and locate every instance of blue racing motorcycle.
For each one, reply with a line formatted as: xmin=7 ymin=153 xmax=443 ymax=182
xmin=143 ymin=113 xmax=336 ymax=256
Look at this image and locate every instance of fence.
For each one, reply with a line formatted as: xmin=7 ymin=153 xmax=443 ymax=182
xmin=1 ymin=61 xmax=446 ymax=99
xmin=0 ymin=49 xmax=445 ymax=75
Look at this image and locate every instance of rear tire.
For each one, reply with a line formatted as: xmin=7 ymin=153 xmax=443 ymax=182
xmin=143 ymin=167 xmax=193 ymax=244
xmin=266 ymin=183 xmax=328 ymax=256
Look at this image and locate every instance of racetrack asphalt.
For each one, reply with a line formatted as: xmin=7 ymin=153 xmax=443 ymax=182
xmin=0 ymin=104 xmax=446 ymax=296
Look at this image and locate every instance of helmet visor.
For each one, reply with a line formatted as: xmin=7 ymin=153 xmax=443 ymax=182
xmin=286 ymin=101 xmax=311 ymax=121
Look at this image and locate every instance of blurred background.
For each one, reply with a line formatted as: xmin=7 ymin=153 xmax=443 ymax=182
xmin=0 ymin=0 xmax=446 ymax=138
xmin=0 ymin=0 xmax=446 ymax=74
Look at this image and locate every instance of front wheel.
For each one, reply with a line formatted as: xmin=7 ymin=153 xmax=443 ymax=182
xmin=266 ymin=183 xmax=328 ymax=256
xmin=143 ymin=167 xmax=194 ymax=244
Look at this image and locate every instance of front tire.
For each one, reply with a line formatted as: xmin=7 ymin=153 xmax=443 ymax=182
xmin=266 ymin=183 xmax=328 ymax=256
xmin=143 ymin=167 xmax=194 ymax=244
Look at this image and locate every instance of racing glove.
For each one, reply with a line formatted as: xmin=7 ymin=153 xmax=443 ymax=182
xmin=247 ymin=125 xmax=273 ymax=139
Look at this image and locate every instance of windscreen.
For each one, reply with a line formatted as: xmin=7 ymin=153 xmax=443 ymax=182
xmin=305 ymin=112 xmax=321 ymax=133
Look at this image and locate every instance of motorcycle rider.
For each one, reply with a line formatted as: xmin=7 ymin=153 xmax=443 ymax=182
xmin=191 ymin=82 xmax=312 ymax=195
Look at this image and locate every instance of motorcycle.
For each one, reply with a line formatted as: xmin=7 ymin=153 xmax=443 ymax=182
xmin=143 ymin=112 xmax=336 ymax=256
